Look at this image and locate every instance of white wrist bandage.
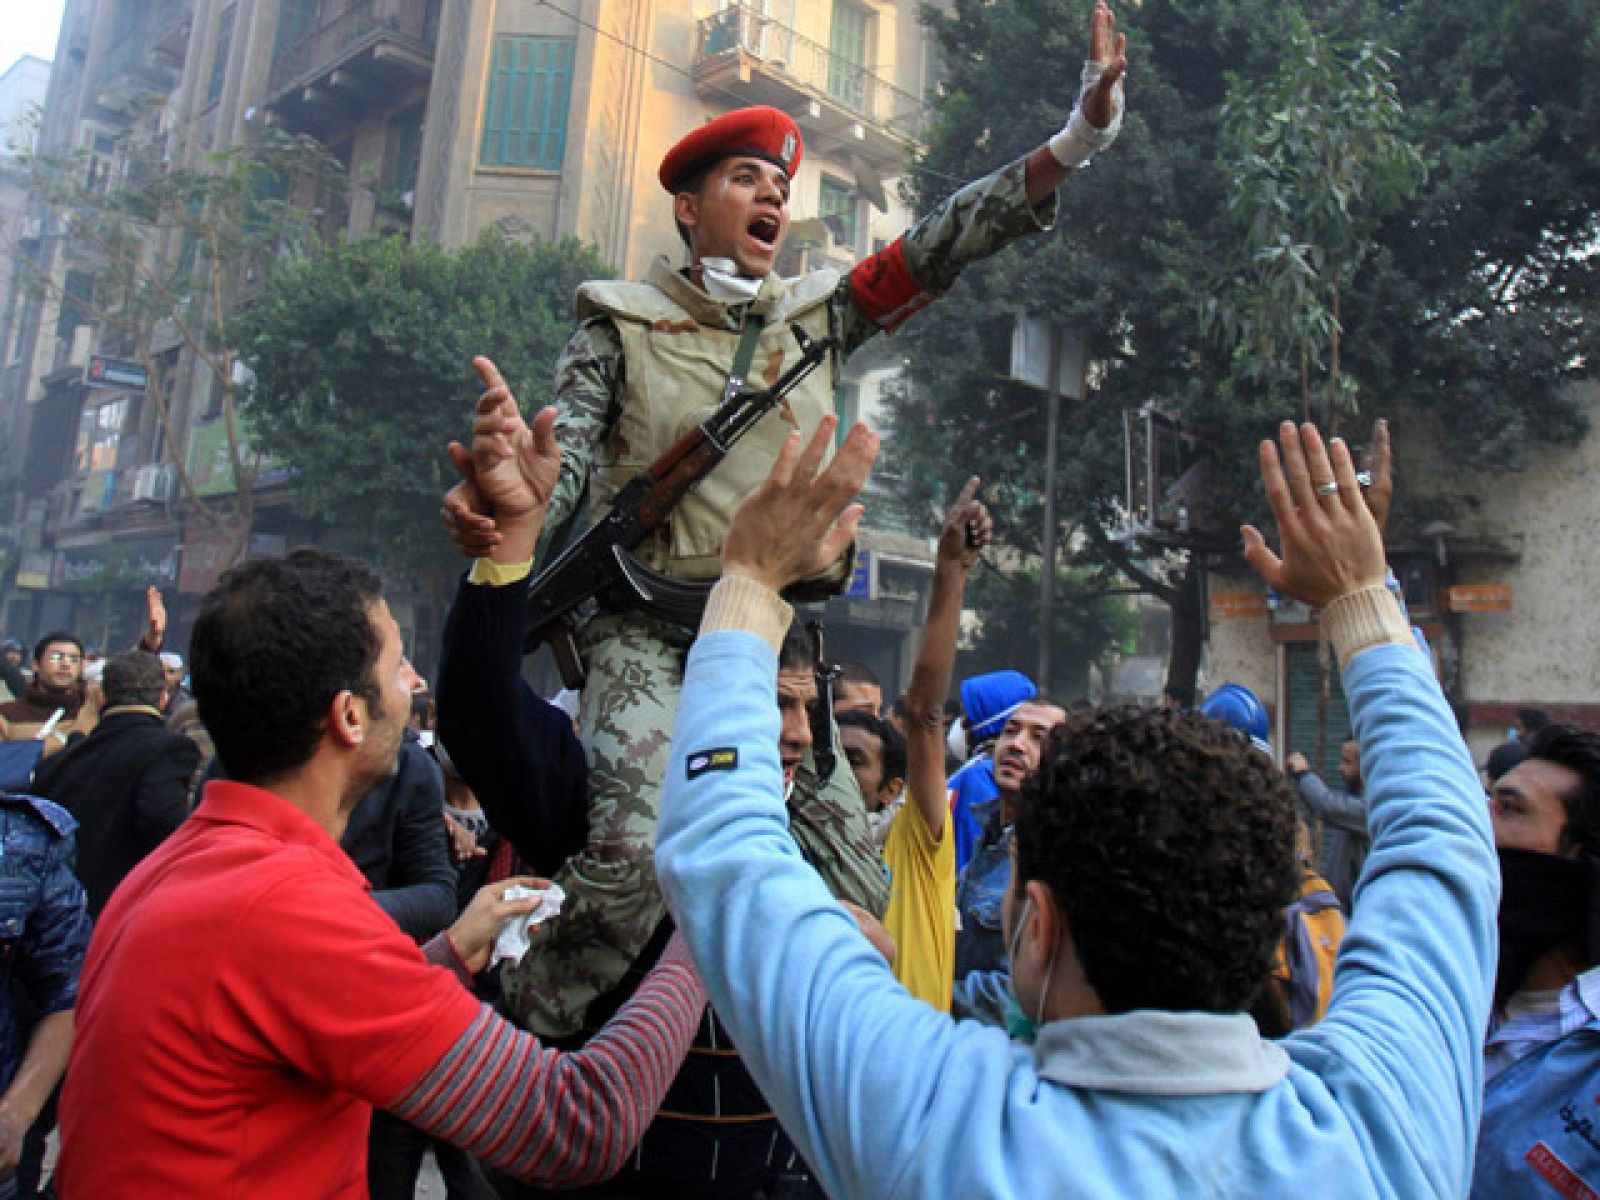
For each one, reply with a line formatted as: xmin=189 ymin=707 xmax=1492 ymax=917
xmin=1048 ymin=58 xmax=1125 ymax=169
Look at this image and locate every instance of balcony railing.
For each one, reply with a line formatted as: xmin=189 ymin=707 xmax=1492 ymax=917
xmin=694 ymin=5 xmax=928 ymax=144
xmin=268 ymin=0 xmax=436 ymax=98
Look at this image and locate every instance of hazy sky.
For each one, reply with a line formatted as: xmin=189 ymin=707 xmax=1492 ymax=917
xmin=2 ymin=0 xmax=66 ymax=75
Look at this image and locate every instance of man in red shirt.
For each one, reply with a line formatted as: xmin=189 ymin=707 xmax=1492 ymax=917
xmin=57 ymin=547 xmax=706 ymax=1198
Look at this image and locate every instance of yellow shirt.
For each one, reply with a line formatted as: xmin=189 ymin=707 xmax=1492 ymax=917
xmin=883 ymin=795 xmax=957 ymax=1011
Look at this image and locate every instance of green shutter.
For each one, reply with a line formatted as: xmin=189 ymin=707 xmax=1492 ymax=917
xmin=1284 ymin=641 xmax=1353 ymax=780
xmin=273 ymin=0 xmax=318 ymax=62
xmin=828 ymin=1 xmax=869 ymax=107
xmin=481 ymin=36 xmax=573 ymax=169
xmin=819 ymin=177 xmax=858 ymax=250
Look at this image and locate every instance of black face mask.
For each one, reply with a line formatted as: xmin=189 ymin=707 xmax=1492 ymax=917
xmin=1495 ymin=847 xmax=1596 ymax=1009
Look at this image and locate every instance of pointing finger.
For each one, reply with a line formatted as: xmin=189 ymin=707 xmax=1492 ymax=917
xmin=473 ymin=356 xmax=505 ymax=392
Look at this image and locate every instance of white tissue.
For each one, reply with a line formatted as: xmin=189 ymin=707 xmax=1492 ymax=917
xmin=491 ymin=883 xmax=565 ymax=968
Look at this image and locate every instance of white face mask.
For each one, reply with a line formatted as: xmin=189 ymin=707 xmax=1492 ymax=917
xmin=1005 ymin=892 xmax=1060 ymax=1037
xmin=947 ymin=720 xmax=968 ymax=763
xmin=698 ymin=256 xmax=763 ymax=304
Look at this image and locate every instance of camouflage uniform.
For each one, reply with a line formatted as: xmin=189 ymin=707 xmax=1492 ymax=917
xmin=503 ymin=159 xmax=1058 ymax=1038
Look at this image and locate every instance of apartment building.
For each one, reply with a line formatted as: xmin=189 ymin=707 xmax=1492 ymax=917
xmin=1 ymin=0 xmax=940 ymax=677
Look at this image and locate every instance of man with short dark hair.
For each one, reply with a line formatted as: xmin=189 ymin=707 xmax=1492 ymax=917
xmin=1286 ymin=739 xmax=1368 ymax=908
xmin=32 ymin=650 xmax=200 ymax=916
xmin=833 ymin=662 xmax=883 ymax=717
xmin=656 ymin=418 xmax=1496 ymax=1197
xmin=1512 ymin=706 xmax=1552 ymax=741
xmin=0 ymin=633 xmax=97 ymax=759
xmin=838 ymin=711 xmax=906 ymax=843
xmin=1474 ymin=723 xmax=1600 ymax=1196
xmin=57 ymin=549 xmax=706 ymax=1198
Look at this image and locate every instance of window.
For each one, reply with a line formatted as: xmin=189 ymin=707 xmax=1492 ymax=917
xmin=819 ymin=176 xmax=859 ymax=253
xmin=385 ymin=105 xmax=425 ymax=195
xmin=74 ymin=399 xmax=127 ymax=475
xmin=274 ymin=0 xmax=319 ymax=61
xmin=57 ymin=272 xmax=93 ymax=337
xmin=207 ymin=7 xmax=235 ymax=107
xmin=480 ymin=36 xmax=574 ymax=170
xmin=828 ymin=1 xmax=871 ymax=110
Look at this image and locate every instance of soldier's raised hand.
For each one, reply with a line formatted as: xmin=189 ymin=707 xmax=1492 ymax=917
xmin=1081 ymin=1 xmax=1128 ymax=130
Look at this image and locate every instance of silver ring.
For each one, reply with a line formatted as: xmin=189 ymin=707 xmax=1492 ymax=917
xmin=1313 ymin=481 xmax=1340 ymax=497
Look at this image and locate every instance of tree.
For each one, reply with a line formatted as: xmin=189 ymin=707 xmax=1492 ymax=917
xmin=1208 ymin=12 xmax=1426 ymax=431
xmin=13 ymin=120 xmax=346 ymax=566
xmin=883 ymin=0 xmax=1598 ymax=704
xmin=958 ymin=562 xmax=1135 ymax=702
xmin=237 ymin=229 xmax=613 ymax=590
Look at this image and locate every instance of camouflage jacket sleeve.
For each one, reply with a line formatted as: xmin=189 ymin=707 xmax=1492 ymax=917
xmin=547 ymin=317 xmax=626 ymax=535
xmin=789 ymin=751 xmax=891 ymax=919
xmin=832 ymin=158 xmax=1059 ymax=359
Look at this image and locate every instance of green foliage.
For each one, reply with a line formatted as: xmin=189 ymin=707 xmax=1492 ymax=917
xmin=19 ymin=123 xmax=346 ymax=532
xmin=237 ymin=230 xmax=613 ymax=580
xmin=1209 ymin=11 xmax=1427 ymax=426
xmin=958 ymin=563 xmax=1136 ymax=702
xmin=888 ymin=0 xmax=1599 ymax=572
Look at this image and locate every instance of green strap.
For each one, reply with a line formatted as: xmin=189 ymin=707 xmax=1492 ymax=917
xmin=728 ymin=314 xmax=764 ymax=392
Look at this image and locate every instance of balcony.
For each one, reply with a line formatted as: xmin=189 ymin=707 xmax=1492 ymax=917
xmin=692 ymin=5 xmax=928 ymax=174
xmin=266 ymin=0 xmax=437 ymax=132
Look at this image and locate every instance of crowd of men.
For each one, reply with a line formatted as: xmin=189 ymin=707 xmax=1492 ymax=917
xmin=0 ymin=4 xmax=1589 ymax=1196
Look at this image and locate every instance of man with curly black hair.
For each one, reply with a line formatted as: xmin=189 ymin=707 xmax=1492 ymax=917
xmin=656 ymin=417 xmax=1497 ymax=1198
xmin=1014 ymin=704 xmax=1300 ymax=1017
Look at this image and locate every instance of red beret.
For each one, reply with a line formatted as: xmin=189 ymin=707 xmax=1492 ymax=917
xmin=658 ymin=106 xmax=803 ymax=194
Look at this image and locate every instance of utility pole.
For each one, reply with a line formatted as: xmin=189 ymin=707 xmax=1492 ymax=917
xmin=1039 ymin=337 xmax=1061 ymax=692
xmin=1008 ymin=318 xmax=1086 ymax=694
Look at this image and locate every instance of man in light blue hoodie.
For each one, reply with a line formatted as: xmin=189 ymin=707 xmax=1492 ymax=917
xmin=655 ymin=416 xmax=1497 ymax=1199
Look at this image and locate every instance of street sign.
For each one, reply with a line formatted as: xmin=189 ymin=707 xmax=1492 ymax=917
xmin=1444 ymin=583 xmax=1512 ymax=613
xmin=1211 ymin=592 xmax=1268 ymax=619
xmin=85 ymin=355 xmax=149 ymax=390
xmin=844 ymin=549 xmax=875 ymax=601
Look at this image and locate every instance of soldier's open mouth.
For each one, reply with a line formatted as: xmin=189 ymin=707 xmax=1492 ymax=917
xmin=748 ymin=217 xmax=780 ymax=245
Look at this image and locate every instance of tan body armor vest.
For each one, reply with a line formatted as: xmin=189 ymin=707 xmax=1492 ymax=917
xmin=576 ymin=257 xmax=841 ymax=582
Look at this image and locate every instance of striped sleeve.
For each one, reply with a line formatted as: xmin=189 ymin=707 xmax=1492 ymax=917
xmin=388 ymin=932 xmax=706 ymax=1187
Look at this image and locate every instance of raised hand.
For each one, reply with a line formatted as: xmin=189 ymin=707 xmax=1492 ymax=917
xmin=1081 ymin=0 xmax=1128 ymax=130
xmin=463 ymin=357 xmax=560 ymax=523
xmin=1241 ymin=422 xmax=1388 ymax=610
xmin=936 ymin=477 xmax=993 ymax=572
xmin=441 ymin=357 xmax=560 ymax=563
xmin=722 ymin=417 xmax=879 ymax=593
xmin=144 ymin=586 xmax=166 ymax=651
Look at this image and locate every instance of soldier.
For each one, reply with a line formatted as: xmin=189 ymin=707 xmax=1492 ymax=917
xmin=443 ymin=3 xmax=1129 ymax=1040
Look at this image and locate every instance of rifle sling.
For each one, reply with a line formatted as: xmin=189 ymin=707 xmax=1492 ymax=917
xmin=728 ymin=311 xmax=764 ymax=392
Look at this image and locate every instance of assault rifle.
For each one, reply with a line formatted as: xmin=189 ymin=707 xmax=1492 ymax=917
xmin=524 ymin=323 xmax=837 ymax=688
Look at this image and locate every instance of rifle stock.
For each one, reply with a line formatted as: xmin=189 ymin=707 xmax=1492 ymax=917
xmin=524 ymin=323 xmax=837 ymax=687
